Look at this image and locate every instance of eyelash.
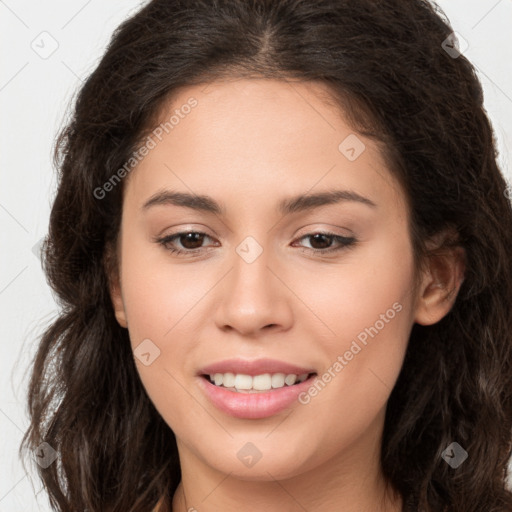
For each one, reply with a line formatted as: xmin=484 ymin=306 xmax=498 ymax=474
xmin=154 ymin=231 xmax=357 ymax=257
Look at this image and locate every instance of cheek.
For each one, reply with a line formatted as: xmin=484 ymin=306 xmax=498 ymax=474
xmin=292 ymin=229 xmax=415 ymax=348
xmin=118 ymin=232 xmax=226 ymax=386
xmin=296 ymin=234 xmax=415 ymax=440
xmin=119 ymin=233 xmax=209 ymax=342
xmin=119 ymin=246 xmax=208 ymax=428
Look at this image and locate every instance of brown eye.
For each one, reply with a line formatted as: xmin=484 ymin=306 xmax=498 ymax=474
xmin=176 ymin=232 xmax=207 ymax=249
xmin=156 ymin=231 xmax=216 ymax=255
xmin=307 ymin=233 xmax=335 ymax=250
xmin=294 ymin=232 xmax=357 ymax=254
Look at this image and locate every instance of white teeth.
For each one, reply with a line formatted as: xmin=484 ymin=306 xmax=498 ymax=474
xmin=253 ymin=373 xmax=272 ymax=391
xmin=207 ymin=371 xmax=311 ymax=392
xmin=271 ymin=373 xmax=285 ymax=388
xmin=222 ymin=372 xmax=235 ymax=388
xmin=284 ymin=374 xmax=297 ymax=386
xmin=234 ymin=374 xmax=252 ymax=390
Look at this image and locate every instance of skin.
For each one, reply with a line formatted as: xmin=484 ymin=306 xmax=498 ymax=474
xmin=108 ymin=78 xmax=465 ymax=512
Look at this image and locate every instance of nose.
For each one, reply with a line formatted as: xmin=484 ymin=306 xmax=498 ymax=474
xmin=214 ymin=242 xmax=294 ymax=337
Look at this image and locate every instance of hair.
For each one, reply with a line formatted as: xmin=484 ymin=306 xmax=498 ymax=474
xmin=20 ymin=0 xmax=512 ymax=511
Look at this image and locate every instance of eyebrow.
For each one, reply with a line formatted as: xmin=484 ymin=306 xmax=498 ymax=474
xmin=141 ymin=188 xmax=377 ymax=215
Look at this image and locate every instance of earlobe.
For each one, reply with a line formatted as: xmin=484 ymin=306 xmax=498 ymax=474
xmin=110 ymin=279 xmax=128 ymax=328
xmin=413 ymin=233 xmax=466 ymax=327
xmin=103 ymin=243 xmax=128 ymax=329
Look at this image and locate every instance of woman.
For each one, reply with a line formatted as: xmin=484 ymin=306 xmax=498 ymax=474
xmin=20 ymin=0 xmax=512 ymax=511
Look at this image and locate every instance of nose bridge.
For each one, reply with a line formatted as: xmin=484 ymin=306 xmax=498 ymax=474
xmin=214 ymin=234 xmax=292 ymax=334
xmin=230 ymin=234 xmax=277 ymax=307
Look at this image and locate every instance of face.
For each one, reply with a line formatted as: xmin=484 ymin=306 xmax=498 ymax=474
xmin=108 ymin=78 xmax=454 ymax=483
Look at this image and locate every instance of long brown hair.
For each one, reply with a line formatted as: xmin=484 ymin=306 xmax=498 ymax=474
xmin=20 ymin=1 xmax=512 ymax=510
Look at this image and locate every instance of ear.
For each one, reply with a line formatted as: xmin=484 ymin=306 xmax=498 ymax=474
xmin=413 ymin=229 xmax=466 ymax=326
xmin=104 ymin=240 xmax=128 ymax=328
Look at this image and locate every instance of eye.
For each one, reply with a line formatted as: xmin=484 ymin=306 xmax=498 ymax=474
xmin=292 ymin=232 xmax=357 ymax=254
xmin=155 ymin=231 xmax=217 ymax=255
xmin=154 ymin=230 xmax=357 ymax=257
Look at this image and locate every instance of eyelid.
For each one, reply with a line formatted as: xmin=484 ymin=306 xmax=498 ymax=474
xmin=294 ymin=223 xmax=355 ymax=238
xmin=155 ymin=223 xmax=215 ymax=237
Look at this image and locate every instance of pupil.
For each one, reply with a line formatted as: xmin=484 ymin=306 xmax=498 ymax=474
xmin=311 ymin=234 xmax=332 ymax=249
xmin=182 ymin=233 xmax=204 ymax=249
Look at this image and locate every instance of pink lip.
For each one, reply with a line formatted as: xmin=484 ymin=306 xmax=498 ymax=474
xmin=198 ymin=373 xmax=317 ymax=419
xmin=198 ymin=358 xmax=316 ymax=377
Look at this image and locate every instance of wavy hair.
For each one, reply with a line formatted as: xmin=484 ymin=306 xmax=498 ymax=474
xmin=20 ymin=0 xmax=512 ymax=510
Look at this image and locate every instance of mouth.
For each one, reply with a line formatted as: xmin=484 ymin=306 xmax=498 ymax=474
xmin=201 ymin=372 xmax=318 ymax=393
xmin=198 ymin=370 xmax=319 ymax=419
xmin=197 ymin=358 xmax=318 ymax=418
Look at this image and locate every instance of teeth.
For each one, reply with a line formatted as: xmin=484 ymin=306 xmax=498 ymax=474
xmin=234 ymin=374 xmax=252 ymax=390
xmin=208 ymin=372 xmax=310 ymax=392
xmin=253 ymin=373 xmax=272 ymax=390
xmin=271 ymin=373 xmax=285 ymax=388
xmin=284 ymin=374 xmax=297 ymax=386
xmin=222 ymin=372 xmax=235 ymax=388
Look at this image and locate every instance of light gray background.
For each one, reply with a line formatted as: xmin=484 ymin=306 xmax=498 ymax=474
xmin=1 ymin=1 xmax=511 ymax=509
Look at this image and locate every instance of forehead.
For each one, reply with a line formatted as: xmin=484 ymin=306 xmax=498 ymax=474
xmin=124 ymin=78 xmax=405 ymax=217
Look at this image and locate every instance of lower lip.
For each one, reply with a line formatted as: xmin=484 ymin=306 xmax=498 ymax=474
xmin=198 ymin=374 xmax=317 ymax=419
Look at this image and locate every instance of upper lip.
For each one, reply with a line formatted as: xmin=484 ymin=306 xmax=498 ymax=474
xmin=198 ymin=358 xmax=317 ymax=377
